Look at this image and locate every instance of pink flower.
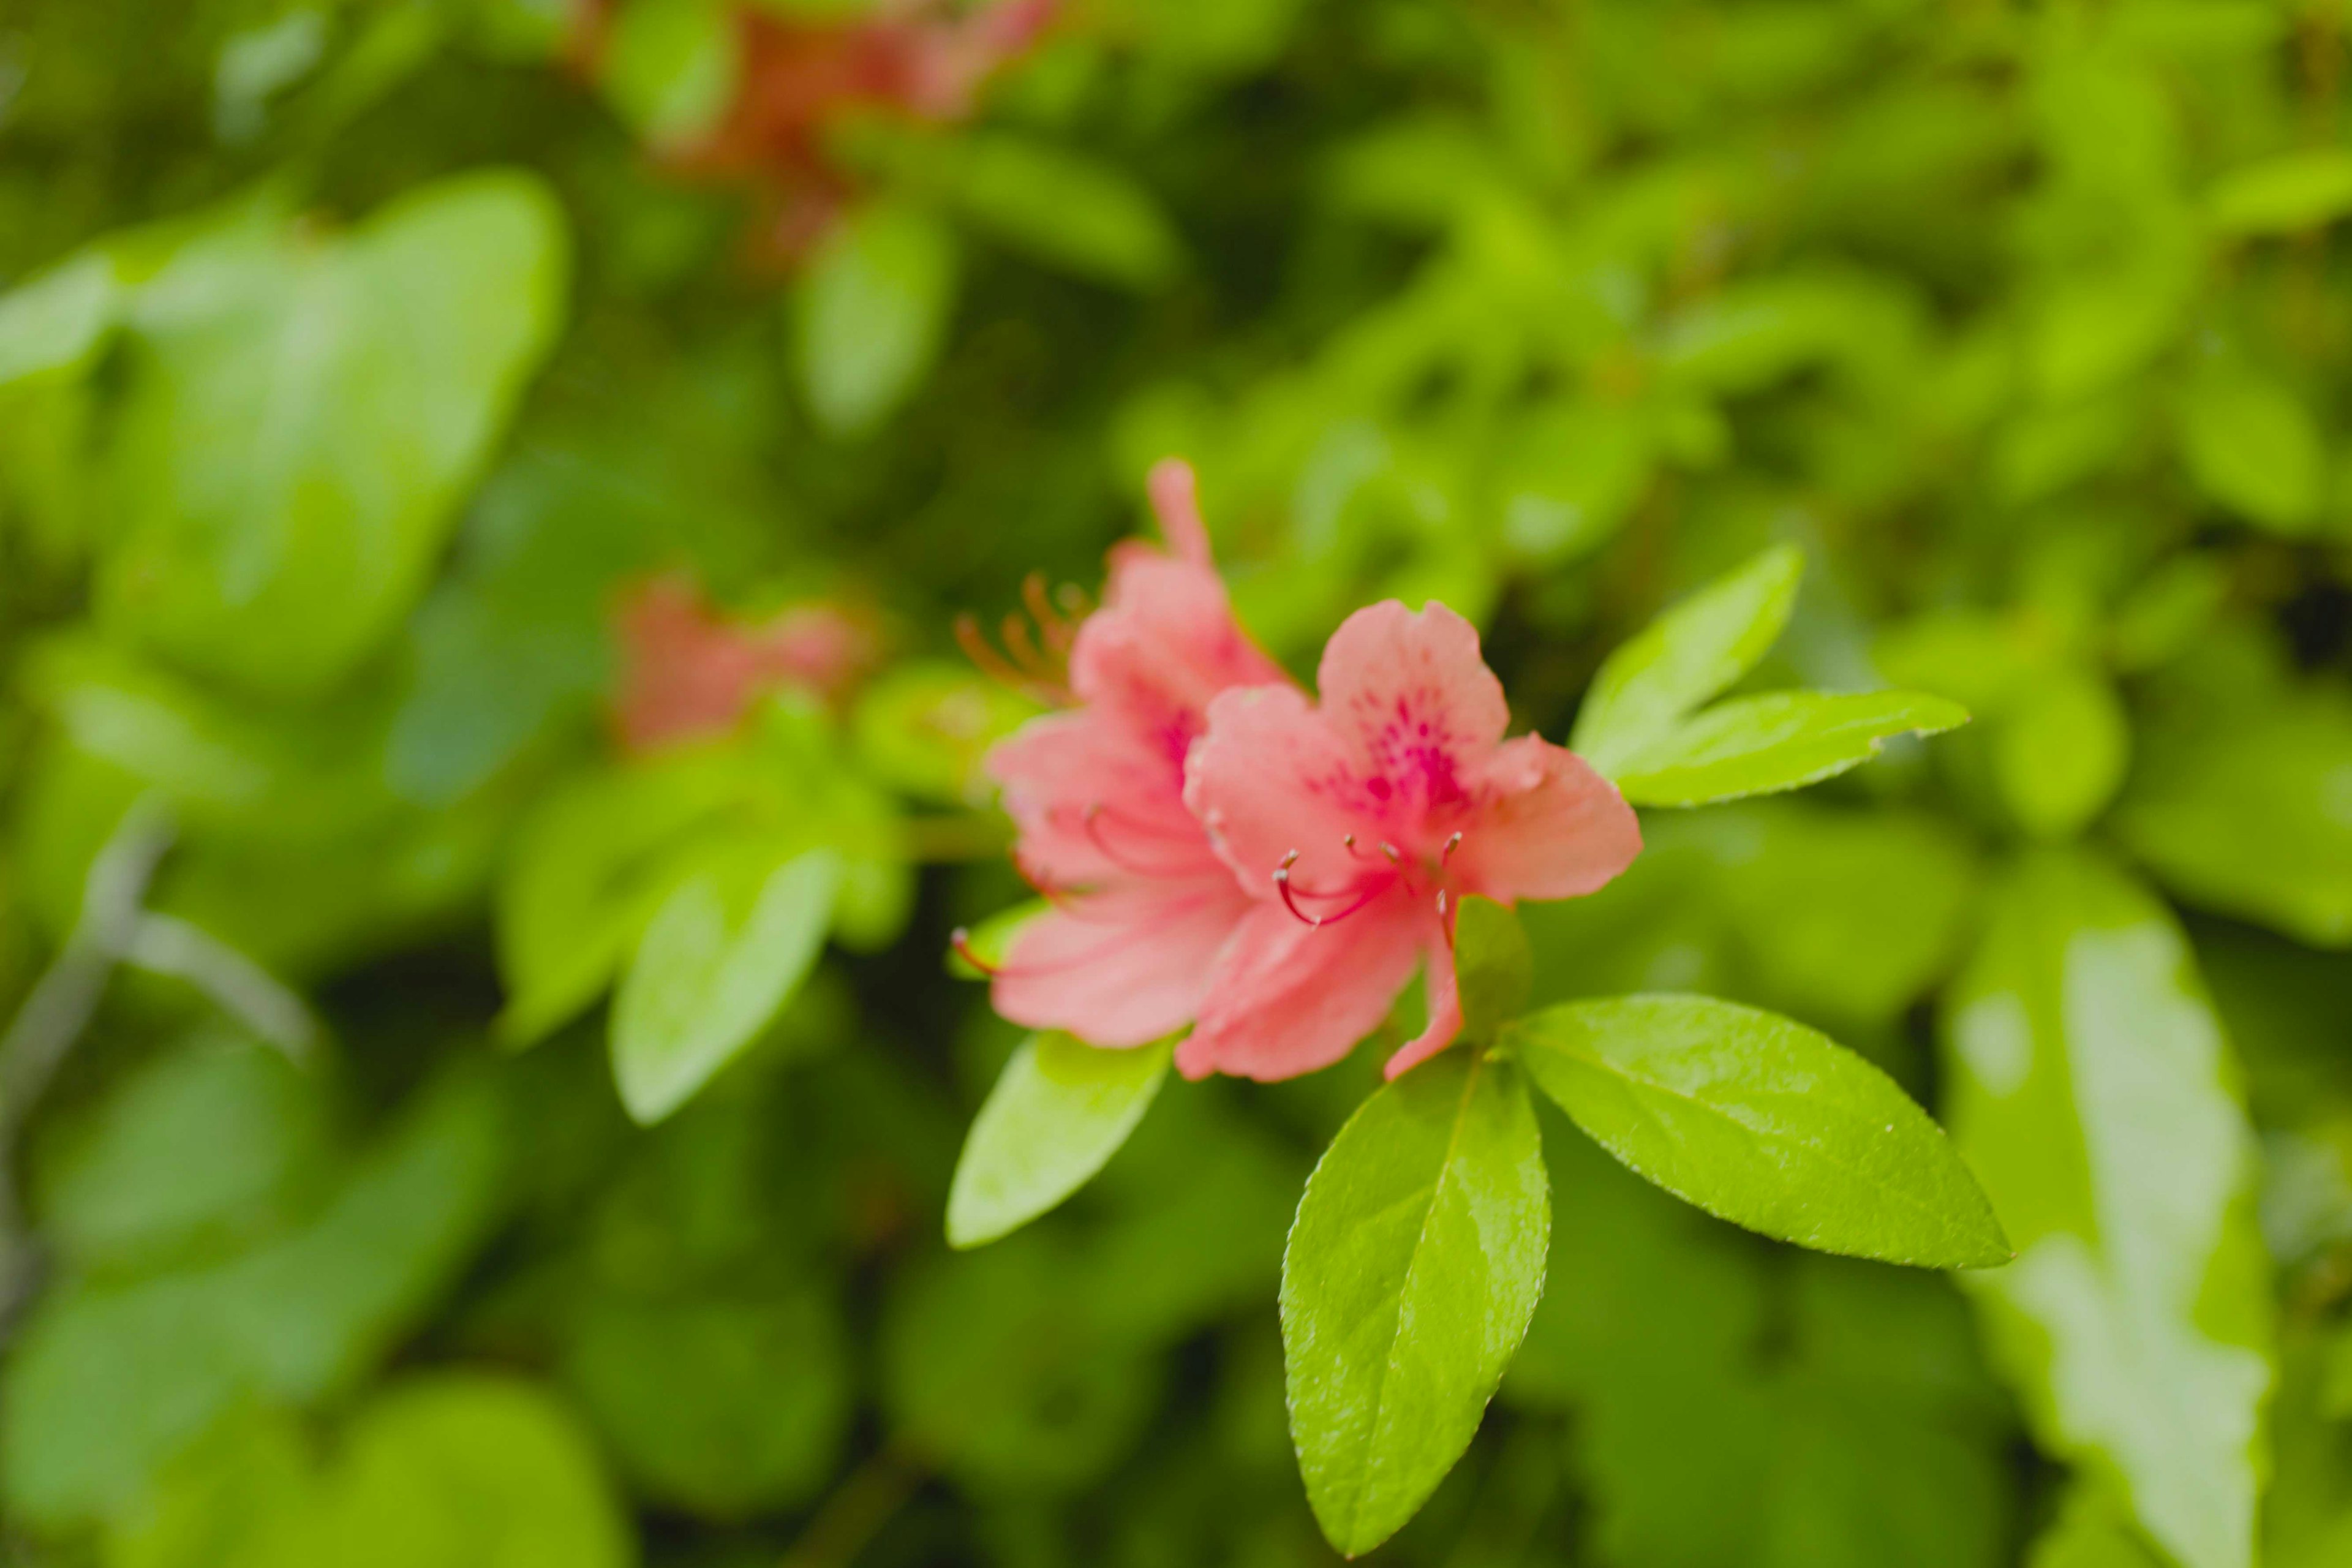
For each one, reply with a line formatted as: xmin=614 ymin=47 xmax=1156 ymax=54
xmin=1179 ymin=601 xmax=1641 ymax=1082
xmin=613 ymin=575 xmax=878 ymax=752
xmin=975 ymin=462 xmax=1290 ymax=1047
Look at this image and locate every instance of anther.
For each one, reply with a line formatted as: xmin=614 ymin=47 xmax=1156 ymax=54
xmin=1442 ymin=831 xmax=1463 ymax=862
xmin=949 ymin=928 xmax=1001 ymax=977
xmin=1436 ymin=889 xmax=1449 ymax=918
xmin=1379 ymin=842 xmax=1401 ymax=864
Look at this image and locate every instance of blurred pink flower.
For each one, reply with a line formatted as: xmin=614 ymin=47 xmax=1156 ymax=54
xmin=1178 ymin=601 xmax=1641 ymax=1082
xmin=613 ymin=575 xmax=877 ymax=752
xmin=971 ymin=461 xmax=1289 ymax=1047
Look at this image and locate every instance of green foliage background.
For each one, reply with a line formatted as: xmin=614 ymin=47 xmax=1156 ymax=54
xmin=1 ymin=0 xmax=2349 ymax=1564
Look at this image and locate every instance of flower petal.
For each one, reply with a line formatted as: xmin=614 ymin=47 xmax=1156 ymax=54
xmin=1381 ymin=943 xmax=1461 ymax=1079
xmin=1185 ymin=685 xmax=1368 ymax=897
xmin=988 ymin=710 xmax=1220 ymax=889
xmin=993 ymin=881 xmax=1255 ymax=1048
xmin=1314 ymin=600 xmax=1509 ymax=811
xmin=1453 ymin=734 xmax=1643 ymax=902
xmin=1176 ymin=895 xmax=1426 ymax=1082
xmin=1070 ymin=553 xmax=1287 ymax=763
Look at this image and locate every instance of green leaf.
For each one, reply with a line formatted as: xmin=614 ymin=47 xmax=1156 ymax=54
xmin=0 ymin=249 xmax=121 ymax=386
xmin=2176 ymin=366 xmax=2326 ymax=534
xmin=611 ymin=848 xmax=842 ymax=1125
xmin=946 ymin=1032 xmax=1173 ymax=1248
xmin=2027 ymin=1487 xmax=2169 ymax=1568
xmin=2116 ymin=671 xmax=2352 ymax=946
xmin=312 ymin=1375 xmax=634 ymax=1568
xmin=948 ymin=134 xmax=1185 ymax=292
xmin=2207 ymin=148 xmax=2352 ymax=235
xmin=795 ymin=202 xmax=960 ymax=439
xmin=1992 ymin=665 xmax=2129 ymax=840
xmin=561 ymin=1289 xmax=850 ymax=1517
xmin=1 ymin=1070 xmax=507 ymax=1529
xmin=32 ymin=1027 xmax=328 ymax=1272
xmin=1573 ymin=545 xmax=1806 ymax=777
xmin=1453 ymin=895 xmax=1532 ymax=1042
xmin=1942 ymin=851 xmax=2272 ymax=1568
xmin=1613 ymin=689 xmax=1969 ymax=807
xmin=1281 ymin=1049 xmax=1549 ymax=1557
xmin=1507 ymin=993 xmax=2008 ymax=1268
xmin=597 ymin=0 xmax=740 ymax=148
xmin=96 ymin=173 xmax=567 ymax=696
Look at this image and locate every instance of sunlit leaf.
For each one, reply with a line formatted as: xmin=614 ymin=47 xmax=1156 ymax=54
xmin=1509 ymin=993 xmax=2008 ymax=1268
xmin=611 ymin=848 xmax=841 ymax=1124
xmin=1574 ymin=545 xmax=1804 ymax=778
xmin=1281 ymin=1049 xmax=1548 ymax=1557
xmin=1943 ymin=851 xmax=2272 ymax=1568
xmin=1613 ymin=689 xmax=1967 ymax=807
xmin=946 ymin=1032 xmax=1173 ymax=1248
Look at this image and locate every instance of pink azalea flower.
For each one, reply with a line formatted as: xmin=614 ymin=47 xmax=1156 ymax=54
xmin=973 ymin=461 xmax=1291 ymax=1047
xmin=612 ymin=575 xmax=878 ymax=752
xmin=1180 ymin=601 xmax=1642 ymax=1082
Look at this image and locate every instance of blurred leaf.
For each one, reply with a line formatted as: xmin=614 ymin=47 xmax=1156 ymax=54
xmin=611 ymin=848 xmax=841 ymax=1125
xmin=948 ymin=134 xmax=1184 ymax=292
xmin=853 ymin=662 xmax=1035 ymax=804
xmin=313 ymin=1374 xmax=634 ymax=1568
xmin=96 ymin=174 xmax=567 ymax=696
xmin=1281 ymin=1050 xmax=1548 ymax=1557
xmin=2 ymin=1069 xmax=507 ymax=1529
xmin=1574 ymin=544 xmax=1805 ymax=777
xmin=1509 ymin=993 xmax=2008 ymax=1268
xmin=32 ymin=1028 xmax=327 ymax=1273
xmin=597 ymin=0 xmax=739 ymax=148
xmin=0 ymin=248 xmax=120 ymax=385
xmin=1994 ymin=665 xmax=2130 ymax=840
xmin=2116 ymin=666 xmax=2352 ymax=946
xmin=2028 ymin=1487 xmax=2170 ymax=1568
xmin=883 ymin=1234 xmax=1162 ymax=1493
xmin=2207 ymin=148 xmax=2352 ymax=235
xmin=2176 ymin=366 xmax=2326 ymax=534
xmin=795 ymin=202 xmax=960 ymax=439
xmin=1614 ymin=689 xmax=1967 ymax=807
xmin=562 ymin=1290 xmax=849 ymax=1518
xmin=946 ymin=1031 xmax=1171 ymax=1249
xmin=1943 ymin=851 xmax=2272 ymax=1568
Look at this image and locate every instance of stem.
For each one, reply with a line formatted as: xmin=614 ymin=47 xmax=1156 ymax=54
xmin=777 ymin=1446 xmax=923 ymax=1568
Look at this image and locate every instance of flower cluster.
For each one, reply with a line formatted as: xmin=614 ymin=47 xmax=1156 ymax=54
xmin=969 ymin=463 xmax=1642 ymax=1082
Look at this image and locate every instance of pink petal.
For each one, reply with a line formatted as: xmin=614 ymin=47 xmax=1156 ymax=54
xmin=1069 ymin=554 xmax=1287 ymax=764
xmin=1146 ymin=457 xmax=1212 ymax=567
xmin=1382 ymin=943 xmax=1461 ymax=1079
xmin=1314 ymin=600 xmax=1509 ymax=809
xmin=993 ymin=880 xmax=1255 ymax=1048
xmin=1184 ymin=685 xmax=1368 ymax=899
xmin=1176 ymin=895 xmax=1427 ymax=1082
xmin=987 ymin=711 xmax=1216 ymax=889
xmin=1453 ymin=735 xmax=1643 ymax=903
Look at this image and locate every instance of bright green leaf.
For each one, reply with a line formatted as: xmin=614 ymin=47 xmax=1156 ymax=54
xmin=1508 ymin=993 xmax=2008 ymax=1268
xmin=1613 ymin=689 xmax=1968 ymax=807
xmin=795 ymin=202 xmax=960 ymax=439
xmin=611 ymin=848 xmax=842 ymax=1125
xmin=1281 ymin=1050 xmax=1549 ymax=1557
xmin=1573 ymin=545 xmax=1805 ymax=777
xmin=96 ymin=173 xmax=567 ymax=696
xmin=946 ymin=1032 xmax=1173 ymax=1249
xmin=1943 ymin=851 xmax=2272 ymax=1568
